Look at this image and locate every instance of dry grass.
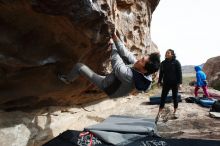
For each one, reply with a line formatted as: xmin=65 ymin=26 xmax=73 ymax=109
xmin=182 ymin=73 xmax=195 ymax=86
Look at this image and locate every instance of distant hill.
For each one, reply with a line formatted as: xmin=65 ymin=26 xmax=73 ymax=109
xmin=182 ymin=65 xmax=195 ymax=74
xmin=182 ymin=63 xmax=204 ymax=74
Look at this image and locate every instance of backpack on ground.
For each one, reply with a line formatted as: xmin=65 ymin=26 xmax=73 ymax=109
xmin=185 ymin=97 xmax=199 ymax=103
xmin=210 ymin=100 xmax=220 ymax=112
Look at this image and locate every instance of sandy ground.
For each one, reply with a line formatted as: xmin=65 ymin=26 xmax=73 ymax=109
xmin=0 ymin=83 xmax=220 ymax=146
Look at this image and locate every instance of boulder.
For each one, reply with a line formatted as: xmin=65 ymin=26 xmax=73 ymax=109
xmin=203 ymin=56 xmax=220 ymax=90
xmin=0 ymin=0 xmax=160 ymax=109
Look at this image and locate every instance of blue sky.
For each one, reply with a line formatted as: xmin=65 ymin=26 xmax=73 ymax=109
xmin=151 ymin=0 xmax=220 ymax=65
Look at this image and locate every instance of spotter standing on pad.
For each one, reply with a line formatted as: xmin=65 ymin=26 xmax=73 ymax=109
xmin=156 ymin=49 xmax=182 ymax=122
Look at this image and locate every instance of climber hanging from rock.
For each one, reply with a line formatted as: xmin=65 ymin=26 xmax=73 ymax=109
xmin=58 ymin=31 xmax=161 ymax=98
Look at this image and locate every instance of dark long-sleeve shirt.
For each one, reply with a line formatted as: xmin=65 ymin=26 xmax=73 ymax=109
xmin=158 ymin=59 xmax=182 ymax=85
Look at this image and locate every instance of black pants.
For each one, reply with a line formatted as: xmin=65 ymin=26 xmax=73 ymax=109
xmin=160 ymin=84 xmax=178 ymax=109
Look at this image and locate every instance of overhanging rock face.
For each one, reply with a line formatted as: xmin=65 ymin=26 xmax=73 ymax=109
xmin=0 ymin=0 xmax=160 ymax=109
